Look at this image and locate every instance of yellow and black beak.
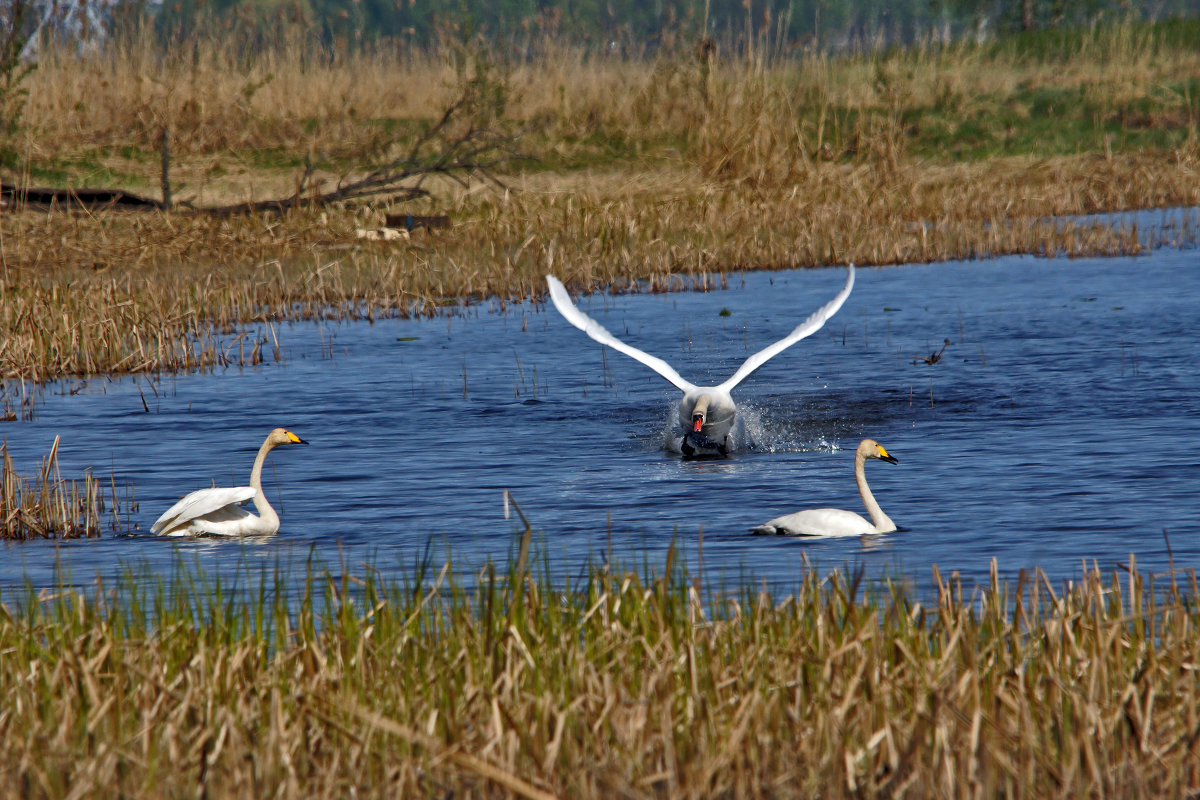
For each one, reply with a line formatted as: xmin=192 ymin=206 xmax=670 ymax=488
xmin=286 ymin=431 xmax=309 ymax=445
xmin=878 ymin=446 xmax=898 ymax=464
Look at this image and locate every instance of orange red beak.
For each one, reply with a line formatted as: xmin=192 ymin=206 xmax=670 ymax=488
xmin=693 ymin=417 xmax=703 ymax=432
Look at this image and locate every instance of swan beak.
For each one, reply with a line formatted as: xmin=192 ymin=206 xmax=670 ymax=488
xmin=692 ymin=417 xmax=704 ymax=432
xmin=287 ymin=432 xmax=309 ymax=445
xmin=878 ymin=446 xmax=898 ymax=464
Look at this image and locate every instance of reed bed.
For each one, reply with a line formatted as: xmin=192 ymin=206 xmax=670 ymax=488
xmin=2 ymin=22 xmax=1199 ymax=380
xmin=16 ymin=22 xmax=1200 ymax=166
xmin=0 ymin=554 xmax=1196 ymax=798
xmin=0 ymin=436 xmax=131 ymax=538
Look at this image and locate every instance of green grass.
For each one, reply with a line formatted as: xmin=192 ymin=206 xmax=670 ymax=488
xmin=244 ymin=145 xmax=310 ymax=170
xmin=16 ymin=149 xmax=158 ymax=189
xmin=811 ymin=77 xmax=1200 ymax=162
xmin=985 ymin=17 xmax=1200 ymax=63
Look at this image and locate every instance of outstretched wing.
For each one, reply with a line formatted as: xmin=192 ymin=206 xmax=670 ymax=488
xmin=546 ymin=275 xmax=696 ymax=392
xmin=151 ymin=486 xmax=256 ymax=534
xmin=717 ymin=264 xmax=855 ymax=393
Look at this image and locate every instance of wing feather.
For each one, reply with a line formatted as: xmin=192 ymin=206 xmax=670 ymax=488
xmin=546 ymin=275 xmax=696 ymax=392
xmin=717 ymin=264 xmax=855 ymax=393
xmin=151 ymin=486 xmax=256 ymax=534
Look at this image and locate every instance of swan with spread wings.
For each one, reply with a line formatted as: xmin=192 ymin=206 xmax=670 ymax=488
xmin=546 ymin=265 xmax=854 ymax=455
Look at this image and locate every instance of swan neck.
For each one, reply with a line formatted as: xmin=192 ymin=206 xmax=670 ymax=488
xmin=248 ymin=437 xmax=280 ymax=528
xmin=855 ymin=452 xmax=893 ymax=532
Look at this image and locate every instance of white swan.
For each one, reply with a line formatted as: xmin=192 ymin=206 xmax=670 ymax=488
xmin=750 ymin=438 xmax=898 ymax=537
xmin=151 ymin=427 xmax=308 ymax=537
xmin=546 ymin=265 xmax=855 ymax=455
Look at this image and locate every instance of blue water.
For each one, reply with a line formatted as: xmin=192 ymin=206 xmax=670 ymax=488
xmin=2 ymin=229 xmax=1198 ymax=596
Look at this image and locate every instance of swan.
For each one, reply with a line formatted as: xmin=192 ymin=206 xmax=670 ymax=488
xmin=151 ymin=427 xmax=308 ymax=537
xmin=545 ymin=265 xmax=855 ymax=455
xmin=750 ymin=438 xmax=898 ymax=537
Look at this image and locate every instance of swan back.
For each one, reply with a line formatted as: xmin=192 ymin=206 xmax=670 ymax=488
xmin=752 ymin=508 xmax=876 ymax=537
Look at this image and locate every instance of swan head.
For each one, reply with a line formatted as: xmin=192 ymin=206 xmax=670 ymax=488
xmin=680 ymin=391 xmax=736 ymax=439
xmin=686 ymin=393 xmax=732 ymax=433
xmin=268 ymin=428 xmax=308 ymax=447
xmin=860 ymin=439 xmax=898 ymax=464
xmin=690 ymin=394 xmax=711 ymax=433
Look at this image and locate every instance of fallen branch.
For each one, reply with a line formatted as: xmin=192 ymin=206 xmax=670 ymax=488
xmin=1 ymin=183 xmax=167 ymax=211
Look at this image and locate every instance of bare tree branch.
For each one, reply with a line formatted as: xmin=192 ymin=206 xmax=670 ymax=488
xmin=199 ymin=57 xmax=531 ymax=217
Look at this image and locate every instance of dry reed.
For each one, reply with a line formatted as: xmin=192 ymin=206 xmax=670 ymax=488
xmin=0 ymin=555 xmax=1197 ymax=798
xmin=0 ymin=435 xmax=130 ymax=538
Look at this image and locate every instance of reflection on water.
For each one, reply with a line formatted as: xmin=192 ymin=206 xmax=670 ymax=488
xmin=2 ymin=244 xmax=1199 ymax=596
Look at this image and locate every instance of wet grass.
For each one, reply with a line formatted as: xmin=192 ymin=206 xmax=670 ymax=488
xmin=1 ymin=553 xmax=1197 ymax=797
xmin=1 ymin=21 xmax=1199 ymax=381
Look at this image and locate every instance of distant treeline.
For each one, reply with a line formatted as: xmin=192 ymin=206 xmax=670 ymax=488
xmin=151 ymin=0 xmax=1200 ymax=52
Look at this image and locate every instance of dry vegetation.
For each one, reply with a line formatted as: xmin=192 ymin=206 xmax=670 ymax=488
xmin=0 ymin=435 xmax=130 ymax=538
xmin=1 ymin=23 xmax=1198 ymax=381
xmin=1 ymin=556 xmax=1198 ymax=798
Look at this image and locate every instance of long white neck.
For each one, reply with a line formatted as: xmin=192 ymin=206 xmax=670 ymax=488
xmin=855 ymin=452 xmax=894 ymax=533
xmin=248 ymin=438 xmax=281 ymax=531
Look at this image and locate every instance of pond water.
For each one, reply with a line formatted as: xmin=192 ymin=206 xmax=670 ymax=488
xmin=3 ymin=210 xmax=1199 ymax=597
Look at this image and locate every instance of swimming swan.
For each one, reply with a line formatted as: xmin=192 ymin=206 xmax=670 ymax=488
xmin=750 ymin=438 xmax=898 ymax=537
xmin=546 ymin=265 xmax=855 ymax=454
xmin=151 ymin=427 xmax=308 ymax=537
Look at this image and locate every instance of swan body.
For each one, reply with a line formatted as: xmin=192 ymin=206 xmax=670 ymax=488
xmin=151 ymin=427 xmax=308 ymax=537
xmin=751 ymin=439 xmax=898 ymax=537
xmin=546 ymin=265 xmax=855 ymax=454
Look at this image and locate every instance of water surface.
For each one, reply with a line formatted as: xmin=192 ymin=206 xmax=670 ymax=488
xmin=3 ymin=235 xmax=1198 ymax=596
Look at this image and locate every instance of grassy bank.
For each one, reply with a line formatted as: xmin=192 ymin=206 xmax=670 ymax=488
xmin=2 ymin=21 xmax=1199 ymax=380
xmin=1 ymin=555 xmax=1197 ymax=798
